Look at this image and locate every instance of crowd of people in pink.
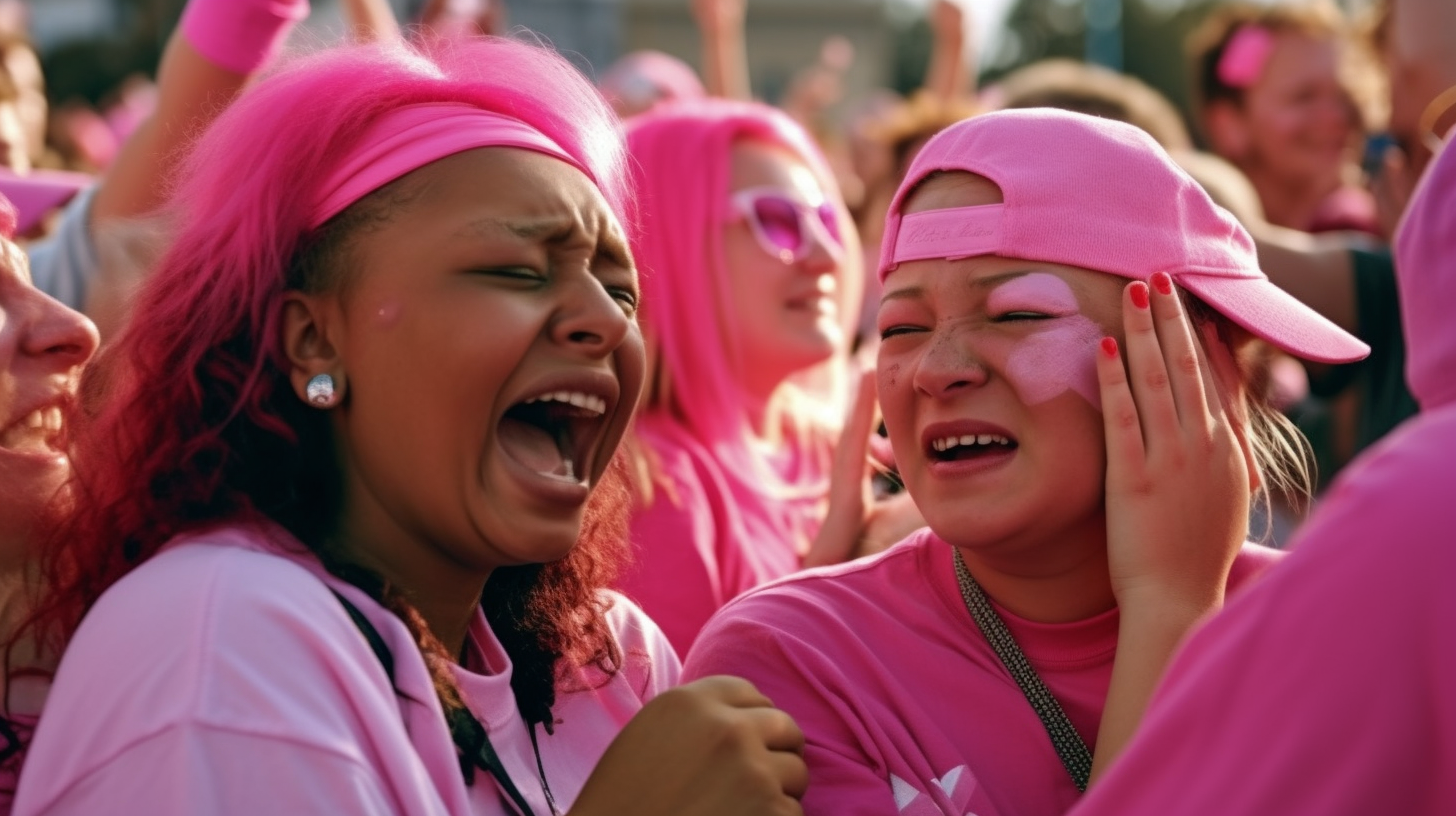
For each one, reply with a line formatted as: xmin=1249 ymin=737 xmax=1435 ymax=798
xmin=0 ymin=0 xmax=1452 ymax=813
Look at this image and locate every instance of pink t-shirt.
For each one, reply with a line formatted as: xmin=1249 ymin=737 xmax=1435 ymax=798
xmin=14 ymin=524 xmax=680 ymax=816
xmin=616 ymin=413 xmax=826 ymax=656
xmin=683 ymin=528 xmax=1281 ymax=816
xmin=1068 ymin=409 xmax=1456 ymax=816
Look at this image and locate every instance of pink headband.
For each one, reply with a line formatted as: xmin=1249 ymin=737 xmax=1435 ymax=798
xmin=1216 ymin=25 xmax=1275 ymax=89
xmin=310 ymin=102 xmax=589 ymax=228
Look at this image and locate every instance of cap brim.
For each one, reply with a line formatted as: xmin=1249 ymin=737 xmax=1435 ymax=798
xmin=1182 ymin=274 xmax=1370 ymax=365
xmin=0 ymin=170 xmax=89 ymax=234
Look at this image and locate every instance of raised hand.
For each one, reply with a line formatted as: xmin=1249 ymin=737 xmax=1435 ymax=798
xmin=805 ymin=366 xmax=925 ymax=567
xmin=571 ymin=675 xmax=807 ymax=816
xmin=1088 ymin=271 xmax=1252 ymax=781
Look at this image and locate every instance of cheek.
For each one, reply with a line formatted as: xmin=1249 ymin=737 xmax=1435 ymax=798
xmin=1002 ymin=318 xmax=1104 ymax=408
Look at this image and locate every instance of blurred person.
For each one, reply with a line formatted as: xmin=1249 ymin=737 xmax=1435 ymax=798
xmin=1188 ymin=1 xmax=1381 ymax=234
xmin=0 ymin=194 xmax=99 ymax=814
xmin=596 ymin=50 xmax=705 ymax=120
xmin=993 ymin=58 xmax=1193 ymax=152
xmin=614 ymin=99 xmax=920 ymax=657
xmin=685 ymin=108 xmax=1368 ymax=816
xmin=10 ymin=37 xmax=807 ymax=816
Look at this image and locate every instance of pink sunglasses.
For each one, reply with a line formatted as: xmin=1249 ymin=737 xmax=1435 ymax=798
xmin=729 ymin=186 xmax=843 ymax=263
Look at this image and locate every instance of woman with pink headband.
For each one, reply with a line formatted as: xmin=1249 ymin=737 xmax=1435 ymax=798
xmin=8 ymin=39 xmax=805 ymax=816
xmin=683 ymin=108 xmax=1370 ymax=816
xmin=613 ymin=99 xmax=919 ymax=657
xmin=0 ymin=194 xmax=99 ymax=813
xmin=1187 ymin=1 xmax=1379 ymax=234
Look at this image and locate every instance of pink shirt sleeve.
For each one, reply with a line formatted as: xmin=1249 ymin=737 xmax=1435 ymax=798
xmin=685 ymin=602 xmax=902 ymax=816
xmin=1070 ymin=426 xmax=1456 ymax=816
xmin=13 ymin=543 xmax=442 ymax=816
xmin=179 ymin=0 xmax=310 ymax=75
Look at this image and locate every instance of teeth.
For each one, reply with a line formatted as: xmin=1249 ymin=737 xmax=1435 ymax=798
xmin=1 ymin=407 xmax=63 ymax=453
xmin=931 ymin=433 xmax=1011 ymax=452
xmin=523 ymin=390 xmax=606 ymax=415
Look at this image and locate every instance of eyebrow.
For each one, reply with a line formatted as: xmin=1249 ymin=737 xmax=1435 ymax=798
xmin=460 ymin=217 xmax=576 ymax=241
xmin=880 ymin=269 xmax=1032 ymax=304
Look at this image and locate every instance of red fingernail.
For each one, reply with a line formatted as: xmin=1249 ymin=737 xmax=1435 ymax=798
xmin=1100 ymin=336 xmax=1118 ymax=358
xmin=1130 ymin=283 xmax=1150 ymax=310
xmin=1152 ymin=272 xmax=1173 ymax=295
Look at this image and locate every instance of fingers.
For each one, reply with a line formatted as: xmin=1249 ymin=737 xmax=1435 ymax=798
xmin=681 ymin=674 xmax=777 ymax=710
xmin=1146 ymin=271 xmax=1214 ymax=428
xmin=1096 ymin=334 xmax=1146 ymax=474
xmin=834 ymin=365 xmax=879 ymax=485
xmin=1118 ymin=279 xmax=1179 ymax=444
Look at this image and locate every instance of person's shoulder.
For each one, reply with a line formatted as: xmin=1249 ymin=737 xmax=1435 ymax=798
xmin=92 ymin=524 xmax=334 ymax=625
xmin=590 ymin=589 xmax=682 ymax=697
xmin=702 ymin=529 xmax=938 ymax=633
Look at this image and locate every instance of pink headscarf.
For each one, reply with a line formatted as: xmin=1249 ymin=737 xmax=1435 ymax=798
xmin=625 ymin=99 xmax=854 ymax=447
xmin=1395 ymin=143 xmax=1456 ymax=410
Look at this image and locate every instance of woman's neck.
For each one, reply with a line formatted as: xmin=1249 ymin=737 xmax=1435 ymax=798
xmin=952 ymin=520 xmax=1116 ymax=624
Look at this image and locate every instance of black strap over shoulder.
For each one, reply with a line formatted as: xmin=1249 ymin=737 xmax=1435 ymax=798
xmin=330 ymin=591 xmax=540 ymax=816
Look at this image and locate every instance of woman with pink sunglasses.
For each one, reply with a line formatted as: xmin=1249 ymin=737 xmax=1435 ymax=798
xmin=614 ymin=99 xmax=920 ymax=657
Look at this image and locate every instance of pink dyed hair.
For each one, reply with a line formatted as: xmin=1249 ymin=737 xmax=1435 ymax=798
xmin=625 ymin=99 xmax=851 ymax=445
xmin=25 ymin=37 xmax=630 ymax=728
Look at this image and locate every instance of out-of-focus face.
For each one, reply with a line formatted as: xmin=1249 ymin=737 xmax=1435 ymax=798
xmin=722 ymin=139 xmax=846 ymax=399
xmin=0 ymin=236 xmax=99 ymax=555
xmin=2 ymin=44 xmax=46 ymax=164
xmin=0 ymin=98 xmax=28 ymax=173
xmin=313 ymin=147 xmax=644 ymax=587
xmin=875 ymin=173 xmax=1125 ymax=555
xmin=1235 ymin=31 xmax=1361 ymax=192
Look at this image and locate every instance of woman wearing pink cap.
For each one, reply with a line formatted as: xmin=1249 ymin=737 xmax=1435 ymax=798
xmin=683 ymin=108 xmax=1370 ymax=816
xmin=8 ymin=39 xmax=805 ymax=816
xmin=613 ymin=99 xmax=920 ymax=657
xmin=0 ymin=195 xmax=99 ymax=812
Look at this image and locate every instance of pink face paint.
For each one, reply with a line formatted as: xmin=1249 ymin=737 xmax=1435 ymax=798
xmin=987 ymin=273 xmax=1103 ymax=408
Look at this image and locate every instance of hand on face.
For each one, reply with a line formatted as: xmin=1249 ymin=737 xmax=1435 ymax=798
xmin=573 ymin=675 xmax=807 ymax=816
xmin=1093 ymin=272 xmax=1251 ymax=618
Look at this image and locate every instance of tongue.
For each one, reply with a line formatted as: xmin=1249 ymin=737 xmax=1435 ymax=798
xmin=498 ymin=416 xmax=574 ymax=478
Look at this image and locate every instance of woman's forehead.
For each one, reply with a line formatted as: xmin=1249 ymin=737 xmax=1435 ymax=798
xmin=902 ymin=171 xmax=1003 ymax=214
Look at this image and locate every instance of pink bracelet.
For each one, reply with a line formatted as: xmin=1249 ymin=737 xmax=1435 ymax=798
xmin=179 ymin=0 xmax=310 ymax=75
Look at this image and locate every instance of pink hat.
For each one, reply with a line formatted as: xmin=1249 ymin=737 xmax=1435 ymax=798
xmin=0 ymin=168 xmax=91 ymax=236
xmin=879 ymin=108 xmax=1369 ymax=364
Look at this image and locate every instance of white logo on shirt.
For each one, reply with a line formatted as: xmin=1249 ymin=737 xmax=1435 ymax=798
xmin=890 ymin=766 xmax=978 ymax=815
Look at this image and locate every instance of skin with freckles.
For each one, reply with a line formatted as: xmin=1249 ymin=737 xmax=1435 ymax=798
xmin=988 ymin=273 xmax=1105 ymax=407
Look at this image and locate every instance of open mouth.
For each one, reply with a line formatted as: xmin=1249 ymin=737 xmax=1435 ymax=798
xmin=927 ymin=432 xmax=1018 ymax=463
xmin=0 ymin=406 xmax=64 ymax=456
xmin=497 ymin=390 xmax=609 ymax=484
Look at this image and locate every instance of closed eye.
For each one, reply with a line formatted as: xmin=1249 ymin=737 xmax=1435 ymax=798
xmin=880 ymin=325 xmax=925 ymax=340
xmin=993 ymin=311 xmax=1054 ymax=322
xmin=477 ymin=267 xmax=545 ymax=283
xmin=608 ymin=286 xmax=639 ymax=312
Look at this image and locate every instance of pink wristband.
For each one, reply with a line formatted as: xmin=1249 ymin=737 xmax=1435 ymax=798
xmin=179 ymin=0 xmax=310 ymax=75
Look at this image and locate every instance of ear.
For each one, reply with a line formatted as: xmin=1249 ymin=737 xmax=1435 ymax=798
xmin=281 ymin=292 xmax=347 ymax=409
xmin=1204 ymin=101 xmax=1252 ymax=162
xmin=1197 ymin=320 xmax=1262 ymax=495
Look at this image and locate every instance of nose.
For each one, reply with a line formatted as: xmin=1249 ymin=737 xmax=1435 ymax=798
xmin=795 ymin=208 xmax=845 ymax=275
xmin=550 ymin=272 xmax=632 ymax=358
xmin=911 ymin=325 xmax=989 ymax=398
xmin=22 ymin=287 xmax=100 ymax=372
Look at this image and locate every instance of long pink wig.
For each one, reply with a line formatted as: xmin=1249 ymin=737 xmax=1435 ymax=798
xmin=625 ymin=100 xmax=858 ymax=454
xmin=25 ymin=37 xmax=631 ymax=731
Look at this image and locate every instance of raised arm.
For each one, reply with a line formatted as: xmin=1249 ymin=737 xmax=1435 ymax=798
xmin=923 ymin=0 xmax=976 ymax=102
xmin=90 ymin=0 xmax=309 ymax=223
xmin=693 ymin=0 xmax=752 ymax=101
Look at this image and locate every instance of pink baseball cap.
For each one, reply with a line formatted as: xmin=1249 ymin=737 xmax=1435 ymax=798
xmin=879 ymin=108 xmax=1369 ymax=364
xmin=0 ymin=168 xmax=91 ymax=236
